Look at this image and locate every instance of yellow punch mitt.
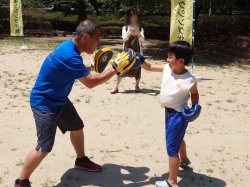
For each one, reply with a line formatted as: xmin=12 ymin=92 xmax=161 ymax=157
xmin=90 ymin=47 xmax=113 ymax=73
xmin=111 ymin=48 xmax=136 ymax=76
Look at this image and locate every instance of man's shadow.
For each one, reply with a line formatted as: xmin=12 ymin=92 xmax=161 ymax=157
xmin=55 ymin=163 xmax=153 ymax=187
xmin=150 ymin=166 xmax=226 ymax=187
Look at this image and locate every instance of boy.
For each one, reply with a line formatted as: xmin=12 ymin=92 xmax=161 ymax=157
xmin=131 ymin=40 xmax=199 ymax=187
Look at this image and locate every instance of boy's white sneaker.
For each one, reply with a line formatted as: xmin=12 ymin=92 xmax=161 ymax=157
xmin=155 ymin=180 xmax=179 ymax=187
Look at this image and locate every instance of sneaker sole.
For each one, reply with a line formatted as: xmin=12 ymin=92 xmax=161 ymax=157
xmin=74 ymin=164 xmax=102 ymax=172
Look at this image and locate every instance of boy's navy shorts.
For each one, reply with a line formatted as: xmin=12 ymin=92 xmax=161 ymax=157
xmin=165 ymin=108 xmax=188 ymax=157
xmin=31 ymin=100 xmax=84 ymax=152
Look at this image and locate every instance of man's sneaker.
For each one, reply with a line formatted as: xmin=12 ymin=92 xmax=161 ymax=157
xmin=14 ymin=179 xmax=32 ymax=187
xmin=155 ymin=180 xmax=178 ymax=187
xmin=110 ymin=87 xmax=119 ymax=94
xmin=74 ymin=156 xmax=102 ymax=172
xmin=135 ymin=86 xmax=140 ymax=93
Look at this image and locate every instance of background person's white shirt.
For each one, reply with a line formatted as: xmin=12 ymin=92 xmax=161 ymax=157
xmin=160 ymin=64 xmax=196 ymax=112
xmin=122 ymin=25 xmax=145 ymax=55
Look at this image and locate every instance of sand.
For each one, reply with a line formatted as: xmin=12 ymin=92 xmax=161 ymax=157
xmin=0 ymin=37 xmax=250 ymax=187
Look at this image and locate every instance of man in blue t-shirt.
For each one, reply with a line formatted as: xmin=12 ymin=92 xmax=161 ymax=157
xmin=15 ymin=20 xmax=119 ymax=187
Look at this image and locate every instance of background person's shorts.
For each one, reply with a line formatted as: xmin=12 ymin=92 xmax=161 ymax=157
xmin=31 ymin=100 xmax=84 ymax=152
xmin=165 ymin=108 xmax=188 ymax=157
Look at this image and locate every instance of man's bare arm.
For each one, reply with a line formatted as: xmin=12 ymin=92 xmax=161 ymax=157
xmin=78 ymin=68 xmax=116 ymax=89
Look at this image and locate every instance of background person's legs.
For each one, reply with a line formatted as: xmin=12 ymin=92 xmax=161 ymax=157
xmin=19 ymin=149 xmax=48 ymax=180
xmin=135 ymin=79 xmax=140 ymax=92
xmin=110 ymin=77 xmax=122 ymax=94
xmin=135 ymin=67 xmax=141 ymax=92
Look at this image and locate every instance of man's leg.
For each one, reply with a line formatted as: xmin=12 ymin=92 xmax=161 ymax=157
xmin=70 ymin=129 xmax=85 ymax=158
xmin=179 ymin=140 xmax=190 ymax=163
xmin=59 ymin=101 xmax=102 ymax=172
xmin=19 ymin=149 xmax=48 ymax=180
xmin=15 ymin=107 xmax=58 ymax=185
xmin=71 ymin=128 xmax=102 ymax=171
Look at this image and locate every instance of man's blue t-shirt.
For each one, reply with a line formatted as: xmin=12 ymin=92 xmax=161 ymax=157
xmin=30 ymin=39 xmax=90 ymax=111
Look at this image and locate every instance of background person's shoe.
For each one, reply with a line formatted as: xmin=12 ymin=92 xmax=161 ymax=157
xmin=110 ymin=87 xmax=119 ymax=94
xmin=135 ymin=86 xmax=140 ymax=92
xmin=14 ymin=179 xmax=32 ymax=187
xmin=74 ymin=156 xmax=102 ymax=172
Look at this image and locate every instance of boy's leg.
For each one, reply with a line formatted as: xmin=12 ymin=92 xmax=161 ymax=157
xmin=179 ymin=140 xmax=190 ymax=163
xmin=168 ymin=156 xmax=180 ymax=185
xmin=19 ymin=149 xmax=48 ymax=180
xmin=156 ymin=109 xmax=188 ymax=187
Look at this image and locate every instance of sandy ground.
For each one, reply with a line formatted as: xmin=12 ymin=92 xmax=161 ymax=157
xmin=0 ymin=37 xmax=250 ymax=187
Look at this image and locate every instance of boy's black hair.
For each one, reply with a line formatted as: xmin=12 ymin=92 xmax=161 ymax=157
xmin=167 ymin=40 xmax=194 ymax=65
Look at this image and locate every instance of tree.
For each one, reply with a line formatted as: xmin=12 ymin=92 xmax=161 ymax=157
xmin=77 ymin=0 xmax=87 ymax=23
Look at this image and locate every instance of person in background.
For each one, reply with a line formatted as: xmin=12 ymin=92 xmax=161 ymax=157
xmin=110 ymin=11 xmax=145 ymax=94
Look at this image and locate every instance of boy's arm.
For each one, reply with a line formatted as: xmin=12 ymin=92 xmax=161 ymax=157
xmin=141 ymin=61 xmax=165 ymax=72
xmin=189 ymin=83 xmax=199 ymax=107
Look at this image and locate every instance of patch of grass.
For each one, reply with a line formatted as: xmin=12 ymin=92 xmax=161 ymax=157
xmin=75 ymin=98 xmax=81 ymax=102
xmin=15 ymin=159 xmax=24 ymax=166
xmin=4 ymin=82 xmax=8 ymax=88
xmin=227 ymin=99 xmax=233 ymax=103
xmin=4 ymin=168 xmax=9 ymax=175
xmin=41 ymin=177 xmax=56 ymax=186
xmin=206 ymin=168 xmax=214 ymax=173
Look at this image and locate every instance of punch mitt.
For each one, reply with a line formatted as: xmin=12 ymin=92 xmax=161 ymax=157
xmin=111 ymin=48 xmax=137 ymax=76
xmin=90 ymin=47 xmax=113 ymax=73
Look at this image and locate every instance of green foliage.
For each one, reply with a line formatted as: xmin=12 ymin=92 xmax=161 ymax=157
xmin=1 ymin=7 xmax=250 ymax=41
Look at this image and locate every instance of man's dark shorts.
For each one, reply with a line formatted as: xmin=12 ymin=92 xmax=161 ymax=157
xmin=31 ymin=100 xmax=84 ymax=152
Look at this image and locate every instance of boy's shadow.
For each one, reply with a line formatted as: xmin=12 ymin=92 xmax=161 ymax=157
xmin=151 ymin=166 xmax=226 ymax=187
xmin=122 ymin=88 xmax=160 ymax=96
xmin=55 ymin=163 xmax=152 ymax=187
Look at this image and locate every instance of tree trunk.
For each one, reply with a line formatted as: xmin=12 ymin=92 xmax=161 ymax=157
xmin=92 ymin=0 xmax=99 ymax=12
xmin=77 ymin=0 xmax=87 ymax=24
xmin=203 ymin=0 xmax=206 ymax=15
xmin=229 ymin=6 xmax=233 ymax=15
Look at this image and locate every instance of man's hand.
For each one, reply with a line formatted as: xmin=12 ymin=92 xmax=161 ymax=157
xmin=85 ymin=63 xmax=94 ymax=71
